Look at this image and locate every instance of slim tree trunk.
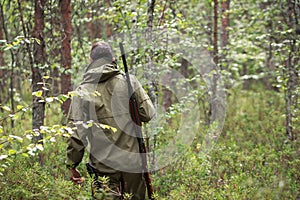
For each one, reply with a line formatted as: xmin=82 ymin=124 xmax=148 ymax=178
xmin=264 ymin=18 xmax=276 ymax=91
xmin=86 ymin=10 xmax=92 ymax=39
xmin=145 ymin=0 xmax=156 ymax=170
xmin=0 ymin=25 xmax=4 ymax=66
xmin=207 ymin=3 xmax=213 ymax=57
xmin=285 ymin=52 xmax=293 ymax=140
xmin=32 ymin=0 xmax=46 ymax=144
xmin=49 ymin=0 xmax=60 ymax=96
xmin=213 ymin=0 xmax=219 ymax=65
xmin=220 ymin=0 xmax=229 ymax=50
xmin=285 ymin=0 xmax=298 ymax=140
xmin=0 ymin=23 xmax=6 ymax=111
xmin=105 ymin=0 xmax=112 ymax=38
xmin=220 ymin=0 xmax=230 ymax=70
xmin=1 ymin=1 xmax=15 ymax=127
xmin=146 ymin=0 xmax=156 ymax=104
xmin=210 ymin=0 xmax=219 ymax=123
xmin=60 ymin=0 xmax=72 ymax=115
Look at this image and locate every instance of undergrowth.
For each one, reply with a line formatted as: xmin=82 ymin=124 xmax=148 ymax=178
xmin=0 ymin=86 xmax=299 ymax=199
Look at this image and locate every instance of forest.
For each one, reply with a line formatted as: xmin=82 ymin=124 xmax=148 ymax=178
xmin=0 ymin=0 xmax=299 ymax=199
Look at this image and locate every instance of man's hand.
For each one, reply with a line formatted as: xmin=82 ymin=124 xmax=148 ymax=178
xmin=69 ymin=168 xmax=85 ymax=184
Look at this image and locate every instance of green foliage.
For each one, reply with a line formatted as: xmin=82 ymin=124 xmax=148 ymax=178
xmin=0 ymin=0 xmax=299 ymax=199
xmin=151 ymin=87 xmax=299 ymax=199
xmin=2 ymin=86 xmax=298 ymax=199
xmin=0 ymin=141 xmax=91 ymax=199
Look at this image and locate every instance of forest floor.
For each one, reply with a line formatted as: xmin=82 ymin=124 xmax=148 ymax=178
xmin=0 ymin=86 xmax=299 ymax=199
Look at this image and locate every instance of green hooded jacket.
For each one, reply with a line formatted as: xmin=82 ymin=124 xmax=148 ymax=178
xmin=66 ymin=58 xmax=155 ymax=173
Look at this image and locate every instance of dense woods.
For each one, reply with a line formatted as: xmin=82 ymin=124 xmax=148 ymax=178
xmin=0 ymin=0 xmax=299 ymax=199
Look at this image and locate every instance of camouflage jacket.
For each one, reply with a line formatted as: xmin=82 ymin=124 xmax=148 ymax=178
xmin=66 ymin=57 xmax=155 ymax=173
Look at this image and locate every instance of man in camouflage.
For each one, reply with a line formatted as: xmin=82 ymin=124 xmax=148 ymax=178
xmin=66 ymin=41 xmax=155 ymax=199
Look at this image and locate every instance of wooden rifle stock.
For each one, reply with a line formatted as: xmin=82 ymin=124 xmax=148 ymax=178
xmin=119 ymin=42 xmax=154 ymax=200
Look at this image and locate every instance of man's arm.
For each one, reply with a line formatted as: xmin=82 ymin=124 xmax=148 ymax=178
xmin=66 ymin=127 xmax=86 ymax=184
xmin=66 ymin=129 xmax=85 ymax=169
xmin=131 ymin=76 xmax=156 ymax=122
xmin=65 ymin=89 xmax=90 ymax=184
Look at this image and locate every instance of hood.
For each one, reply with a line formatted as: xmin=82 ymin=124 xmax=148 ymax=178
xmin=81 ymin=58 xmax=121 ymax=84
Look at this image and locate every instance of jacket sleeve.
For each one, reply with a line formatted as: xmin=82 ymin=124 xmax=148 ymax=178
xmin=131 ymin=76 xmax=156 ymax=122
xmin=66 ymin=89 xmax=91 ymax=168
xmin=66 ymin=128 xmax=85 ymax=168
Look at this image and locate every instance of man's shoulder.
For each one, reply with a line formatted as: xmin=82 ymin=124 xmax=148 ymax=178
xmin=71 ymin=84 xmax=96 ymax=101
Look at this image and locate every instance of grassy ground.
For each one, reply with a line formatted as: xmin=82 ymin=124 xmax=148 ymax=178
xmin=0 ymin=86 xmax=299 ymax=199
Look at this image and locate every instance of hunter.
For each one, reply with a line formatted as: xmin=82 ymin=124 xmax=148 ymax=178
xmin=66 ymin=41 xmax=155 ymax=199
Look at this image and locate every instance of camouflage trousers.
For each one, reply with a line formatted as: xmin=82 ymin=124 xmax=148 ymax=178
xmin=91 ymin=171 xmax=146 ymax=200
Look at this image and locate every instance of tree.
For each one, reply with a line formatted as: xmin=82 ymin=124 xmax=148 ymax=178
xmin=0 ymin=22 xmax=5 ymax=111
xmin=220 ymin=0 xmax=230 ymax=70
xmin=284 ymin=0 xmax=299 ymax=140
xmin=32 ymin=0 xmax=46 ymax=145
xmin=146 ymin=0 xmax=157 ymax=105
xmin=60 ymin=0 xmax=72 ymax=115
xmin=213 ymin=0 xmax=219 ymax=65
xmin=1 ymin=1 xmax=18 ymax=127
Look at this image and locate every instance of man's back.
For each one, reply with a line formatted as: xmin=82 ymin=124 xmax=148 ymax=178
xmin=68 ymin=58 xmax=155 ymax=173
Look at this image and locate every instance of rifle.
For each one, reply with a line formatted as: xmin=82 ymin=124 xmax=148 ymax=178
xmin=119 ymin=42 xmax=155 ymax=200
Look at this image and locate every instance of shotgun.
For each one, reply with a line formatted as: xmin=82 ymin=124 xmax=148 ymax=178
xmin=119 ymin=42 xmax=154 ymax=200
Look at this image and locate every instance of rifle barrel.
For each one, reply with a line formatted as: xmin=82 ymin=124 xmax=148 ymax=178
xmin=119 ymin=42 xmax=154 ymax=200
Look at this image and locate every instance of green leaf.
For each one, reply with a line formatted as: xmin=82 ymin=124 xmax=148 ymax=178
xmin=3 ymin=45 xmax=12 ymax=51
xmin=58 ymin=94 xmax=69 ymax=102
xmin=32 ymin=90 xmax=43 ymax=97
xmin=8 ymin=149 xmax=17 ymax=155
xmin=35 ymin=38 xmax=41 ymax=45
xmin=2 ymin=105 xmax=11 ymax=112
xmin=9 ymin=135 xmax=23 ymax=142
xmin=100 ymin=124 xmax=117 ymax=133
xmin=21 ymin=153 xmax=29 ymax=158
xmin=16 ymin=105 xmax=24 ymax=110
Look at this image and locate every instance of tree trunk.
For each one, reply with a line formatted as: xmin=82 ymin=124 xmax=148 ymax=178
xmin=105 ymin=0 xmax=112 ymax=38
xmin=207 ymin=2 xmax=213 ymax=56
xmin=0 ymin=26 xmax=4 ymax=66
xmin=49 ymin=1 xmax=60 ymax=96
xmin=220 ymin=0 xmax=230 ymax=70
xmin=285 ymin=0 xmax=298 ymax=140
xmin=213 ymin=0 xmax=219 ymax=65
xmin=60 ymin=0 xmax=72 ymax=115
xmin=86 ymin=10 xmax=92 ymax=40
xmin=0 ymin=23 xmax=6 ymax=111
xmin=210 ymin=0 xmax=219 ymax=123
xmin=220 ymin=0 xmax=230 ymax=50
xmin=145 ymin=0 xmax=156 ymax=171
xmin=146 ymin=0 xmax=156 ymax=105
xmin=2 ymin=1 xmax=16 ymax=127
xmin=32 ymin=0 xmax=46 ymax=144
